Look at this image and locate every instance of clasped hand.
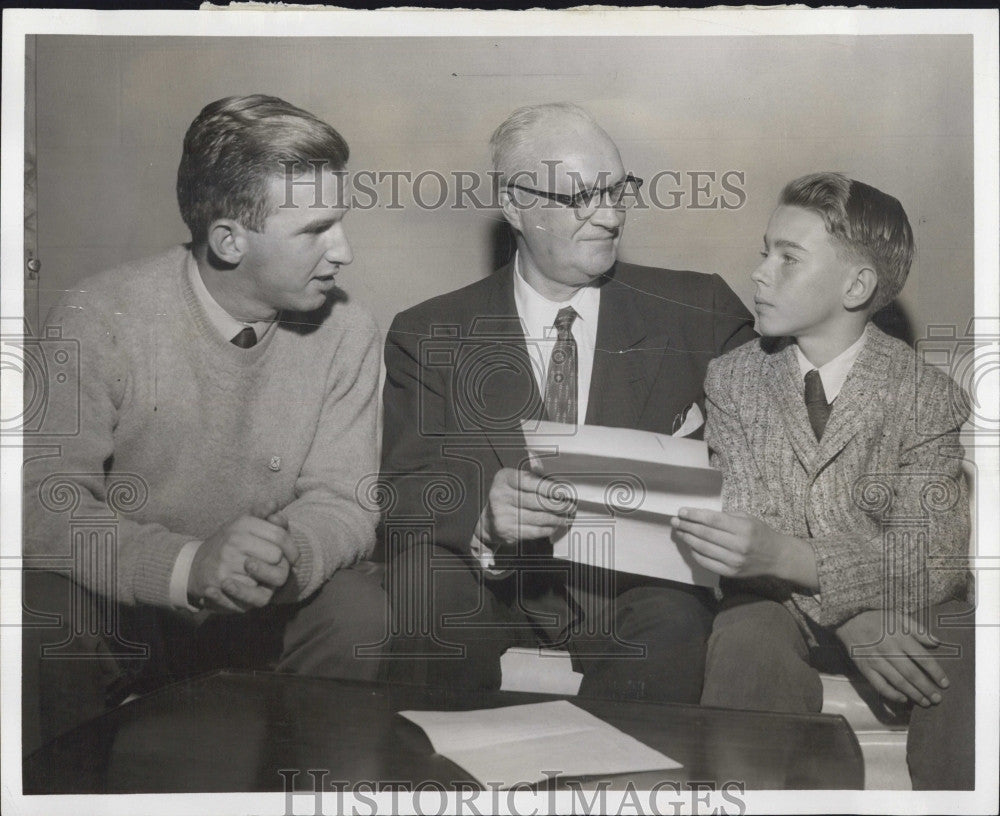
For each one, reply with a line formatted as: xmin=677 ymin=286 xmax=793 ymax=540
xmin=188 ymin=502 xmax=299 ymax=612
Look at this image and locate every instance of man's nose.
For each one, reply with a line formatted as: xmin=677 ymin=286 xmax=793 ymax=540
xmin=586 ymin=199 xmax=625 ymax=228
xmin=325 ymin=225 xmax=353 ymax=266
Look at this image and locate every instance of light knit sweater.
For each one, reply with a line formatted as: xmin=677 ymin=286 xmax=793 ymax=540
xmin=23 ymin=246 xmax=381 ymax=608
xmin=704 ymin=323 xmax=970 ymax=632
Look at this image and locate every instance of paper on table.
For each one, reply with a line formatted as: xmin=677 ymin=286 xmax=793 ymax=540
xmin=399 ymin=700 xmax=680 ymax=789
xmin=521 ymin=421 xmax=723 ymax=587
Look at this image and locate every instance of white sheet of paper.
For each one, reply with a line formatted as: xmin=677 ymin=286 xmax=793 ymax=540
xmin=550 ymin=512 xmax=720 ymax=588
xmin=522 ymin=421 xmax=723 ymax=587
xmin=399 ymin=700 xmax=680 ymax=789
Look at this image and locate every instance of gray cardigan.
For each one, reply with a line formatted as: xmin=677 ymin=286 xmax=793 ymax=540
xmin=704 ymin=323 xmax=971 ymax=633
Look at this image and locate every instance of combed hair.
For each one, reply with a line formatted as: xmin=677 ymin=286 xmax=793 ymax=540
xmin=176 ymin=95 xmax=349 ymax=245
xmin=780 ymin=172 xmax=914 ymax=312
xmin=489 ymin=102 xmax=601 ymax=188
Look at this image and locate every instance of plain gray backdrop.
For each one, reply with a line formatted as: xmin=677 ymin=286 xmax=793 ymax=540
xmin=29 ymin=35 xmax=973 ymax=343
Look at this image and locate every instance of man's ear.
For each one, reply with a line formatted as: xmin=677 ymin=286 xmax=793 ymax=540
xmin=498 ymin=189 xmax=525 ymax=233
xmin=207 ymin=219 xmax=249 ymax=266
xmin=843 ymin=265 xmax=879 ymax=310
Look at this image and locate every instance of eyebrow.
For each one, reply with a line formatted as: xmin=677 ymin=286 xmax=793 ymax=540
xmin=764 ymin=236 xmax=808 ymax=252
xmin=575 ymin=174 xmax=629 ymax=195
xmin=296 ymin=217 xmax=338 ymax=234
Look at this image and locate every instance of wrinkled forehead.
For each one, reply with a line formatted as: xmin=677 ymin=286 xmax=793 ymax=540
xmin=518 ymin=119 xmax=625 ymax=191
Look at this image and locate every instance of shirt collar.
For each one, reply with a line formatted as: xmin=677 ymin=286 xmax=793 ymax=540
xmin=795 ymin=326 xmax=868 ymax=401
xmin=512 ymin=252 xmax=601 ymax=340
xmin=187 ymin=253 xmax=273 ymax=343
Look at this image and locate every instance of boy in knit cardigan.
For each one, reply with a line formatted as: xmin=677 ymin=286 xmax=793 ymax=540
xmin=670 ymin=173 xmax=974 ymax=788
xmin=22 ymin=96 xmax=386 ymax=752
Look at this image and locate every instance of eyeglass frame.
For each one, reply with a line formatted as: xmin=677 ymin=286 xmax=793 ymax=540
xmin=504 ymin=174 xmax=644 ymax=213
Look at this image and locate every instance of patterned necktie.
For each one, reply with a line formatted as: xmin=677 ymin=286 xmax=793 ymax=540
xmin=804 ymin=369 xmax=831 ymax=440
xmin=231 ymin=326 xmax=257 ymax=349
xmin=544 ymin=306 xmax=578 ymax=425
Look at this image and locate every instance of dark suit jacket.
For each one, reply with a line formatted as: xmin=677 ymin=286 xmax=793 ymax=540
xmin=378 ymin=260 xmax=756 ymax=564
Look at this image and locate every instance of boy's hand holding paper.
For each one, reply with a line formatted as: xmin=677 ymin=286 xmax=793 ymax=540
xmin=669 ymin=508 xmax=819 ymax=589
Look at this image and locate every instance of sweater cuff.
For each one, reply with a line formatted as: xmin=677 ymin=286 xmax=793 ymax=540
xmin=808 ymin=536 xmax=879 ymax=627
xmin=133 ymin=537 xmax=192 ymax=608
xmin=289 ymin=530 xmax=320 ymax=600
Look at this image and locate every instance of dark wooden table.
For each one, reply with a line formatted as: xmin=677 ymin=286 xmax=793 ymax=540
xmin=23 ymin=670 xmax=863 ymax=793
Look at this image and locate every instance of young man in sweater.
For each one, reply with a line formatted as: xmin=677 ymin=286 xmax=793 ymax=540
xmin=22 ymin=95 xmax=386 ymax=753
xmin=670 ymin=173 xmax=974 ymax=788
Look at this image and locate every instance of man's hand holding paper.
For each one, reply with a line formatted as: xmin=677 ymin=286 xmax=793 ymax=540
xmin=475 ymin=467 xmax=576 ymax=550
xmin=521 ymin=421 xmax=725 ymax=587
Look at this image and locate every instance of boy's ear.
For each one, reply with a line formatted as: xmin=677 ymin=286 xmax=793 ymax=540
xmin=498 ymin=188 xmax=525 ymax=233
xmin=207 ymin=219 xmax=249 ymax=265
xmin=843 ymin=265 xmax=878 ymax=310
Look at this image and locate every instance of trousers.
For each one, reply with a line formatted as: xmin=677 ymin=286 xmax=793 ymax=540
xmin=22 ymin=562 xmax=388 ymax=755
xmin=701 ymin=594 xmax=975 ymax=790
xmin=380 ymin=545 xmax=716 ymax=704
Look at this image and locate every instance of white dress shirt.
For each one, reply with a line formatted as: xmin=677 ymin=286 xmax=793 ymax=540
xmin=472 ymin=253 xmax=603 ymax=573
xmin=512 ymin=254 xmax=601 ymax=424
xmin=187 ymin=253 xmax=274 ymax=345
xmin=794 ymin=326 xmax=868 ymax=402
xmin=167 ymin=256 xmax=277 ymax=610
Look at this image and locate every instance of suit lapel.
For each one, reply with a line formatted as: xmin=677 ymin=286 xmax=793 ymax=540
xmin=818 ymin=325 xmax=886 ymax=463
xmin=586 ymin=270 xmax=652 ymax=427
xmin=475 ymin=266 xmax=542 ymax=471
xmin=765 ymin=341 xmax=822 ymax=470
xmin=767 ymin=326 xmax=886 ymax=473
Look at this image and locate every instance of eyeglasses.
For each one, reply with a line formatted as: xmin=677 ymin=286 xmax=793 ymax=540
xmin=506 ymin=174 xmax=644 ymax=214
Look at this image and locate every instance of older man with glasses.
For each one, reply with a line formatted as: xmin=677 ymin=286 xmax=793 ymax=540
xmin=379 ymin=102 xmax=755 ymax=702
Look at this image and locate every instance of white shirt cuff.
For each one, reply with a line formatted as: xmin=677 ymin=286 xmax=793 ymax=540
xmin=169 ymin=539 xmax=204 ymax=611
xmin=470 ymin=533 xmax=512 ymax=580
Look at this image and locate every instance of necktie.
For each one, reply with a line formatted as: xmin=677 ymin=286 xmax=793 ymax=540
xmin=231 ymin=326 xmax=257 ymax=349
xmin=804 ymin=369 xmax=831 ymax=440
xmin=544 ymin=307 xmax=578 ymax=425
